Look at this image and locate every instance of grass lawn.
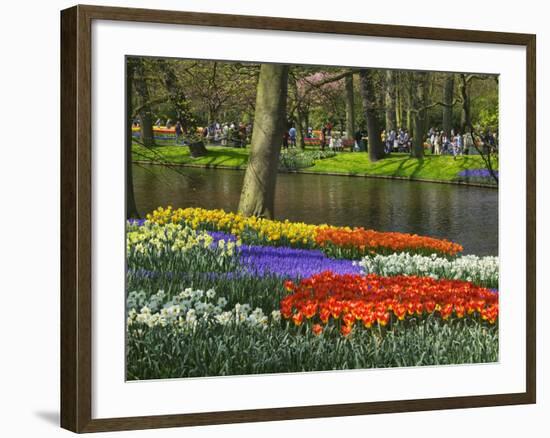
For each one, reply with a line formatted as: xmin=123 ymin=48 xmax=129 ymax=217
xmin=133 ymin=142 xmax=249 ymax=168
xmin=132 ymin=141 xmax=496 ymax=183
xmin=308 ymin=152 xmax=494 ymax=181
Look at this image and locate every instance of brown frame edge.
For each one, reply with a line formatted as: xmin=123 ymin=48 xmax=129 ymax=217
xmin=60 ymin=4 xmax=536 ymax=433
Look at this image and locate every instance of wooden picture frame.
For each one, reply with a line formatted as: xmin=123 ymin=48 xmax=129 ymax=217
xmin=60 ymin=4 xmax=536 ymax=433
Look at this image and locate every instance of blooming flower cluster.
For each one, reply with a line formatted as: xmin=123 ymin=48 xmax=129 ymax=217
xmin=240 ymin=244 xmax=362 ymax=278
xmin=315 ymin=227 xmax=463 ymax=259
xmin=127 ymin=205 xmax=500 ymax=379
xmin=457 ymin=169 xmax=499 ymax=178
xmin=146 ymin=206 xmax=462 ymax=258
xmin=127 ymin=221 xmax=215 ymax=255
xmin=127 ymin=221 xmax=241 ymax=274
xmin=456 ymin=168 xmax=499 ymax=185
xmin=127 ymin=287 xmax=274 ymax=330
xmin=147 ymin=206 xmax=322 ymax=248
xmin=356 ymin=253 xmax=499 ymax=288
xmin=279 ymin=148 xmax=336 ymax=170
xmin=280 ymin=271 xmax=498 ymax=336
xmin=207 ymin=231 xmax=361 ymax=278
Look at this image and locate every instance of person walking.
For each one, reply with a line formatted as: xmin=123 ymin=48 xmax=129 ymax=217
xmin=320 ymin=126 xmax=327 ymax=150
xmin=221 ymin=123 xmax=229 ymax=146
xmin=354 ymin=129 xmax=363 ymax=152
xmin=434 ymin=132 xmax=441 ymax=155
xmin=289 ymin=126 xmax=297 ymax=148
xmin=282 ymin=130 xmax=289 ymax=150
xmin=463 ymin=130 xmax=473 ymax=155
xmin=175 ymin=121 xmax=183 ymax=145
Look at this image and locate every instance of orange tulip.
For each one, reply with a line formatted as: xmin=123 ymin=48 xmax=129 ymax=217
xmin=341 ymin=324 xmax=353 ymax=337
xmin=292 ymin=312 xmax=304 ymax=326
xmin=278 ymin=272 xmax=498 ymax=334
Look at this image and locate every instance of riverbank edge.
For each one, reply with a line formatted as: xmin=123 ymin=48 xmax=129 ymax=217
xmin=132 ymin=160 xmax=498 ymax=189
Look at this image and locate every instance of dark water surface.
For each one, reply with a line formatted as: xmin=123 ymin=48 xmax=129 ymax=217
xmin=132 ymin=165 xmax=498 ymax=256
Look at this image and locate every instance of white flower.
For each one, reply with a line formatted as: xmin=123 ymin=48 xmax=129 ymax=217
xmin=215 ymin=311 xmax=233 ymax=325
xmin=186 ymin=309 xmax=197 ymax=323
xmin=271 ymin=310 xmax=281 ymax=322
xmin=180 ymin=288 xmax=193 ymax=299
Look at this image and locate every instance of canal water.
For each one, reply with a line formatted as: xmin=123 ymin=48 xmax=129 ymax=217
xmin=132 ymin=165 xmax=498 ymax=256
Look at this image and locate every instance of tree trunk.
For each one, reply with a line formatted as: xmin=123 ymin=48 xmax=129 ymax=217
xmin=238 ymin=64 xmax=289 ymax=218
xmin=459 ymin=74 xmax=472 ymax=132
xmin=359 ymin=69 xmax=384 ymax=161
xmin=134 ymin=59 xmax=155 ymax=147
xmin=411 ymin=112 xmax=424 ymax=158
xmin=126 ymin=60 xmax=140 ymax=219
xmin=188 ymin=141 xmax=208 ymax=157
xmin=406 ymin=78 xmax=413 ymax=134
xmin=395 ymin=72 xmax=403 ymax=128
xmin=296 ymin=107 xmax=305 ymax=149
xmin=410 ymin=71 xmax=429 ymax=159
xmin=421 ymin=73 xmax=431 ymax=138
xmin=442 ymin=75 xmax=454 ymax=136
xmin=344 ymin=74 xmax=355 ymax=140
xmin=395 ymin=88 xmax=402 ymax=128
xmin=384 ymin=70 xmax=396 ymax=132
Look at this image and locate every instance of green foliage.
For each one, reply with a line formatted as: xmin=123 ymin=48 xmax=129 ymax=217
xmin=478 ymin=106 xmax=499 ymax=132
xmin=127 ymin=316 xmax=498 ymax=379
xmin=279 ymin=149 xmax=336 ymax=171
xmin=128 ymin=272 xmax=288 ymax=313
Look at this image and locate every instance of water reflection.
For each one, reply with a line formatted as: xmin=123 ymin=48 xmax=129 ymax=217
xmin=132 ymin=165 xmax=498 ymax=255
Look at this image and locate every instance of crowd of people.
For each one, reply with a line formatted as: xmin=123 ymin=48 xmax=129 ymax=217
xmin=150 ymin=119 xmax=254 ymax=147
xmin=279 ymin=121 xmax=498 ymax=157
xmin=140 ymin=117 xmax=498 ymax=158
xmin=382 ymin=127 xmax=498 ymax=157
xmin=381 ymin=128 xmax=412 ymax=153
xmin=201 ymin=121 xmax=254 ymax=147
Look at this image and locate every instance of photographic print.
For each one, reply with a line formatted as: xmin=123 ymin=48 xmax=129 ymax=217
xmin=125 ymin=56 xmax=499 ymax=381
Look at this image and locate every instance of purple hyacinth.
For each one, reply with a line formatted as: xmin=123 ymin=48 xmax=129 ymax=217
xmin=205 ymin=231 xmax=360 ymax=277
xmin=457 ymin=168 xmax=499 ymax=178
xmin=208 ymin=231 xmax=238 ymax=243
xmin=128 ymin=218 xmax=147 ymax=226
xmin=239 ymin=244 xmax=361 ymax=278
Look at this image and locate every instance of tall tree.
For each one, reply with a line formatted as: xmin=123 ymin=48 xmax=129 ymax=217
xmin=134 ymin=59 xmax=155 ymax=147
xmin=238 ymin=64 xmax=289 ymax=218
xmin=410 ymin=71 xmax=430 ymax=158
xmin=359 ymin=69 xmax=384 ymax=161
xmin=126 ymin=59 xmax=140 ymax=219
xmin=458 ymin=73 xmax=495 ymax=133
xmin=288 ymin=73 xmax=306 ymax=149
xmin=442 ymin=74 xmax=455 ymax=136
xmin=395 ymin=71 xmax=403 ymax=128
xmin=155 ymin=59 xmax=196 ymax=131
xmin=384 ymin=70 xmax=396 ymax=132
xmin=175 ymin=60 xmax=259 ymax=126
xmin=344 ymin=74 xmax=355 ymax=140
xmin=406 ymin=76 xmax=413 ymax=133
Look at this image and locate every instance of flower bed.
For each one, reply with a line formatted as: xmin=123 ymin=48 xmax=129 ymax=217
xmin=455 ymin=168 xmax=499 ymax=185
xmin=279 ymin=149 xmax=336 ymax=170
xmin=126 ymin=209 xmax=498 ymax=379
xmin=280 ymin=272 xmax=498 ymax=337
xmin=146 ymin=206 xmax=463 ymax=257
xmin=356 ymin=252 xmax=498 ymax=288
xmin=315 ymin=227 xmax=463 ymax=258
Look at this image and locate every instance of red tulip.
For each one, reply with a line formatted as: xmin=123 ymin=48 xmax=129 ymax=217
xmin=341 ymin=324 xmax=353 ymax=336
xmin=292 ymin=312 xmax=304 ymax=326
xmin=312 ymin=324 xmax=323 ymax=336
